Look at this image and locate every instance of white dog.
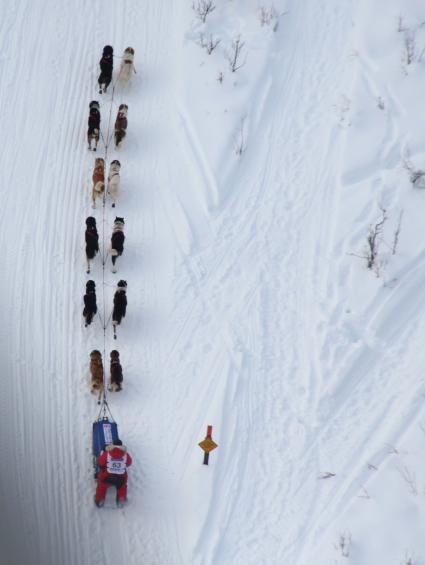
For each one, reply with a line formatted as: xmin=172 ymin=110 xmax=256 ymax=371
xmin=107 ymin=160 xmax=121 ymax=208
xmin=119 ymin=47 xmax=135 ymax=85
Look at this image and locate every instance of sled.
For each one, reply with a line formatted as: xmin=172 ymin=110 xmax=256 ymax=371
xmin=92 ymin=417 xmax=119 ymax=476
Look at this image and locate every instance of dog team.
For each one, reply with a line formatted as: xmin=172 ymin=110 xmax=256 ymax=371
xmin=90 ymin=349 xmax=124 ymax=394
xmin=88 ymin=45 xmax=133 ymax=151
xmin=86 ymin=46 xmax=135 ymax=396
xmin=87 ymin=103 xmax=129 ymax=154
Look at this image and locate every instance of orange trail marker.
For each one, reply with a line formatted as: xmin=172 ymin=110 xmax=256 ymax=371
xmin=198 ymin=425 xmax=218 ymax=465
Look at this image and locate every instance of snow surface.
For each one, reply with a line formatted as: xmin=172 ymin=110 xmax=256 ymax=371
xmin=2 ymin=0 xmax=425 ymax=563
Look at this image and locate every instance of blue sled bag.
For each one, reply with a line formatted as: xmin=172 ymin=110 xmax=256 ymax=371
xmin=92 ymin=418 xmax=119 ymax=476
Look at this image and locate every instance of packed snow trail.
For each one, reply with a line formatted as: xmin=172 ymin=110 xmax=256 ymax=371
xmin=0 ymin=1 xmax=96 ymax=563
xmin=0 ymin=0 xmax=181 ymax=563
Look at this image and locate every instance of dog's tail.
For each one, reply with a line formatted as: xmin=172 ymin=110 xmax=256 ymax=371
xmin=107 ymin=180 xmax=119 ymax=200
xmin=114 ymin=130 xmax=126 ymax=147
xmin=94 ymin=181 xmax=105 ymax=195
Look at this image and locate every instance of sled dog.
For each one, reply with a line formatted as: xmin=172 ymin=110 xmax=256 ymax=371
xmin=107 ymin=160 xmax=121 ymax=207
xmin=114 ymin=104 xmax=128 ymax=148
xmin=119 ymin=47 xmax=135 ymax=85
xmin=92 ymin=158 xmax=105 ymax=207
xmin=90 ymin=350 xmax=104 ymax=394
xmin=109 ymin=350 xmax=123 ymax=391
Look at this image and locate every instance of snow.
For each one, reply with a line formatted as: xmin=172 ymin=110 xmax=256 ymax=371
xmin=2 ymin=0 xmax=425 ymax=563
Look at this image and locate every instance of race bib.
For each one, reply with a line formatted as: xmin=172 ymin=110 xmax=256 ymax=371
xmin=107 ymin=453 xmax=126 ymax=474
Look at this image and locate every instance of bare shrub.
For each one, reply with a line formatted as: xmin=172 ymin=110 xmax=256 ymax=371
xmin=258 ymin=5 xmax=278 ymax=26
xmin=349 ymin=207 xmax=388 ymax=275
xmin=392 ymin=210 xmax=403 ymax=255
xmin=403 ymin=156 xmax=425 ymax=188
xmin=334 ymin=94 xmax=351 ymax=128
xmin=398 ymin=464 xmax=418 ymax=495
xmin=196 ymin=32 xmax=221 ymax=54
xmin=258 ymin=6 xmax=289 ymax=31
xmin=226 ymin=35 xmax=246 ymax=72
xmin=317 ymin=471 xmax=336 ymax=479
xmin=334 ymin=531 xmax=352 ymax=558
xmin=233 ymin=117 xmax=247 ymax=156
xmin=398 ymin=15 xmax=406 ymax=33
xmin=340 ymin=532 xmax=352 ymax=557
xmin=192 ymin=0 xmax=216 ymax=23
xmin=410 ymin=169 xmax=425 ymax=185
xmin=401 ymin=26 xmax=425 ymax=72
xmin=404 ymin=30 xmax=416 ymax=65
xmin=366 ymin=208 xmax=387 ymax=270
xmin=385 ymin=443 xmax=399 ymax=454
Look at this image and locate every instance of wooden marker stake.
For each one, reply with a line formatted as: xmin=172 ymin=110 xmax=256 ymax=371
xmin=198 ymin=425 xmax=218 ymax=466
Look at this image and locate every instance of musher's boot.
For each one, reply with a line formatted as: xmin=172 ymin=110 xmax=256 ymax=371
xmin=94 ymin=497 xmax=105 ymax=508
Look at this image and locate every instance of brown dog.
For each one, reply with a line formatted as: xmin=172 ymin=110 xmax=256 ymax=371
xmin=108 ymin=350 xmax=123 ymax=391
xmin=114 ymin=105 xmax=128 ymax=148
xmin=90 ymin=350 xmax=104 ymax=394
xmin=92 ymin=158 xmax=105 ymax=207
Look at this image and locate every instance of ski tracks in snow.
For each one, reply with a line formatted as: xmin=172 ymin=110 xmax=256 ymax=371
xmin=156 ymin=0 xmax=357 ymax=563
xmin=0 ymin=1 xmax=97 ymax=563
xmin=296 ymin=1 xmax=425 ymax=560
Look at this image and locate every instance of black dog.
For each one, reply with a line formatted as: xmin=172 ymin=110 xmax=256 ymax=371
xmin=112 ymin=280 xmax=127 ymax=339
xmin=87 ymin=101 xmax=100 ymax=151
xmin=83 ymin=280 xmax=97 ymax=327
xmin=108 ymin=350 xmax=123 ymax=391
xmin=110 ymin=217 xmax=125 ymax=273
xmin=85 ymin=217 xmax=99 ymax=274
xmin=98 ymin=45 xmax=113 ymax=94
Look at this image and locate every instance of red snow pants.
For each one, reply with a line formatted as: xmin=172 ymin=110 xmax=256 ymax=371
xmin=95 ymin=474 xmax=128 ymax=502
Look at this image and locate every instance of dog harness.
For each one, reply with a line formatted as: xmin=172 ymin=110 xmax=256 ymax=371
xmin=106 ymin=452 xmax=127 ymax=475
